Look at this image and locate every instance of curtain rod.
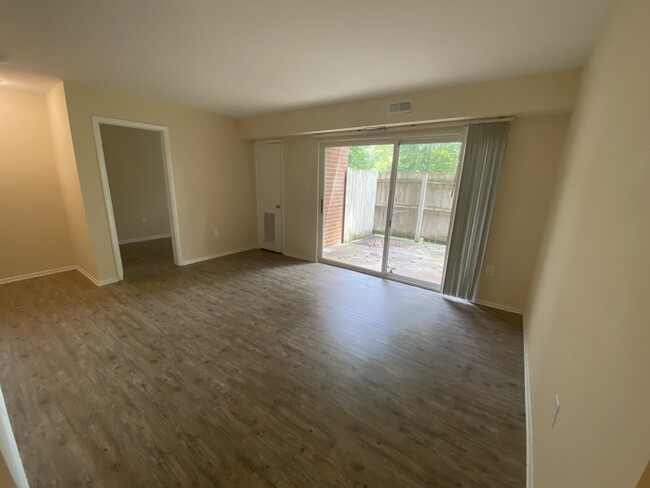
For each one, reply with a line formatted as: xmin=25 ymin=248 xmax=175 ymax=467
xmin=307 ymin=116 xmax=514 ymax=138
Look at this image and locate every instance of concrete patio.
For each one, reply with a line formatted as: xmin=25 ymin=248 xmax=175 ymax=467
xmin=322 ymin=234 xmax=446 ymax=285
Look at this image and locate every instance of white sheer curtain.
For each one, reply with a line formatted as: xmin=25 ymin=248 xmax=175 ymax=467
xmin=442 ymin=122 xmax=510 ymax=301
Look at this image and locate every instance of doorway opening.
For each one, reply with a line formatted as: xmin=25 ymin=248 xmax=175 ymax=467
xmin=319 ymin=134 xmax=465 ymax=290
xmin=92 ymin=117 xmax=181 ymax=280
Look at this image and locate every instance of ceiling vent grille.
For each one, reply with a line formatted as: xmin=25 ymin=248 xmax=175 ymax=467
xmin=388 ymin=100 xmax=412 ymax=115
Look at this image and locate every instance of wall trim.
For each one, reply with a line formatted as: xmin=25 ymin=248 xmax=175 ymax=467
xmin=473 ymin=299 xmax=524 ymax=315
xmin=180 ymin=246 xmax=256 ymax=266
xmin=0 ymin=387 xmax=29 ymax=488
xmin=73 ymin=266 xmax=118 ymax=287
xmin=523 ymin=325 xmax=534 ymax=488
xmin=96 ymin=276 xmax=120 ymax=286
xmin=0 ymin=265 xmax=119 ymax=288
xmin=0 ymin=265 xmax=77 ymax=286
xmin=282 ymin=252 xmax=317 ymax=263
xmin=118 ymin=233 xmax=171 ymax=245
xmin=74 ymin=265 xmax=99 ymax=285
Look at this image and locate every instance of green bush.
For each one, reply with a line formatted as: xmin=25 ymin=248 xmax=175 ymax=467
xmin=348 ymin=143 xmax=461 ymax=173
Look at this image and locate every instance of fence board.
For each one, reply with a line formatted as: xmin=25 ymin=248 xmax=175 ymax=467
xmin=344 ymin=169 xmax=378 ymax=242
xmin=374 ymin=172 xmax=456 ymax=242
xmin=343 ymin=169 xmax=457 ymax=244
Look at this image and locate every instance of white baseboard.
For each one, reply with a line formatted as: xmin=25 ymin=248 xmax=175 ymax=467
xmin=74 ymin=265 xmax=98 ymax=285
xmin=96 ymin=276 xmax=120 ymax=286
xmin=282 ymin=251 xmax=317 ymax=262
xmin=73 ymin=266 xmax=118 ymax=287
xmin=118 ymin=233 xmax=171 ymax=245
xmin=0 ymin=264 xmax=117 ymax=288
xmin=180 ymin=246 xmax=256 ymax=266
xmin=523 ymin=325 xmax=534 ymax=488
xmin=0 ymin=265 xmax=77 ymax=286
xmin=473 ymin=299 xmax=524 ymax=315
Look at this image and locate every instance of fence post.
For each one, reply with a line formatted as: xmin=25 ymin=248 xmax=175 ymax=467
xmin=414 ymin=173 xmax=428 ymax=240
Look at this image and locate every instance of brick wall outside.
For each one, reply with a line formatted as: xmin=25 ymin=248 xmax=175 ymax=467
xmin=323 ymin=146 xmax=349 ymax=248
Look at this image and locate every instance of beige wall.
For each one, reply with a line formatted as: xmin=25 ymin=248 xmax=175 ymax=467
xmin=0 ymin=87 xmax=74 ymax=282
xmin=46 ymin=82 xmax=96 ymax=278
xmin=278 ymin=114 xmax=570 ymax=311
xmin=479 ymin=114 xmax=571 ymax=311
xmin=100 ymin=125 xmax=170 ymax=242
xmin=63 ymin=81 xmax=257 ymax=282
xmin=281 ymin=136 xmax=320 ymax=261
xmin=525 ymin=0 xmax=650 ymax=486
xmin=0 ymin=454 xmax=14 ymax=488
xmin=243 ymin=69 xmax=578 ymax=311
xmin=238 ymin=70 xmax=581 ymax=139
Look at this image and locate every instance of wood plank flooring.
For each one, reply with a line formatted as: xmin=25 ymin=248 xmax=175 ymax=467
xmin=0 ymin=238 xmax=525 ymax=487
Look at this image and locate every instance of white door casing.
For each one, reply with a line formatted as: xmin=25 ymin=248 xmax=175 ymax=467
xmin=255 ymin=141 xmax=283 ymax=252
xmin=92 ymin=116 xmax=182 ymax=281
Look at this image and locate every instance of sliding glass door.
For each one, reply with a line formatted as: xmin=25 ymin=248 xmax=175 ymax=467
xmin=386 ymin=140 xmax=463 ymax=287
xmin=321 ymin=143 xmax=395 ymax=273
xmin=319 ymin=134 xmax=464 ymax=290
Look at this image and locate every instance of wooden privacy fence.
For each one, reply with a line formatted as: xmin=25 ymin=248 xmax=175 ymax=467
xmin=343 ymin=169 xmax=457 ymax=243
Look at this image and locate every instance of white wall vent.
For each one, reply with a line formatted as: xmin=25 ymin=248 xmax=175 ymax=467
xmin=388 ymin=100 xmax=412 ymax=115
xmin=264 ymin=212 xmax=276 ymax=243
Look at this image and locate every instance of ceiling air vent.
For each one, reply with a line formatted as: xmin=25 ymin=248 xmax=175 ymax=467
xmin=388 ymin=100 xmax=412 ymax=115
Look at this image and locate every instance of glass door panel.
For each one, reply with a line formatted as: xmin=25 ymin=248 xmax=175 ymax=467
xmin=321 ymin=144 xmax=395 ymax=273
xmin=386 ymin=141 xmax=463 ymax=288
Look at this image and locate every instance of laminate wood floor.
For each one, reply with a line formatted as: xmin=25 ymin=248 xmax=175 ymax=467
xmin=0 ymin=238 xmax=525 ymax=487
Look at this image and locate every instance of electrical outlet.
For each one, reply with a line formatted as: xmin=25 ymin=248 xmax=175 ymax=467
xmin=213 ymin=228 xmax=219 ymax=237
xmin=141 ymin=217 xmax=148 ymax=224
xmin=485 ymin=265 xmax=495 ymax=276
xmin=550 ymin=395 xmax=560 ymax=427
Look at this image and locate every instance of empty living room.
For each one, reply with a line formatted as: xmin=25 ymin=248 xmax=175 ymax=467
xmin=0 ymin=0 xmax=648 ymax=487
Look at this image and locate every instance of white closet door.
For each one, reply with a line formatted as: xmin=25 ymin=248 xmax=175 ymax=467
xmin=255 ymin=141 xmax=283 ymax=252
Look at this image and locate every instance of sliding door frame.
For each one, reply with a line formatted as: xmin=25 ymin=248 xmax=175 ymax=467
xmin=318 ymin=130 xmax=467 ymax=292
xmin=318 ymin=137 xmax=397 ymax=280
xmin=380 ymin=141 xmax=401 ymax=275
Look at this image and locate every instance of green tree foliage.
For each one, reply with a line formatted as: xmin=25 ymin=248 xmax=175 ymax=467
xmin=348 ymin=142 xmax=461 ymax=173
xmin=347 ymin=145 xmax=393 ymax=171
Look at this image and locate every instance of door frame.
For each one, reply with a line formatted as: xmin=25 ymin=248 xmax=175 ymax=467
xmin=254 ymin=139 xmax=284 ymax=252
xmin=92 ymin=116 xmax=182 ymax=280
xmin=317 ymin=131 xmax=467 ymax=292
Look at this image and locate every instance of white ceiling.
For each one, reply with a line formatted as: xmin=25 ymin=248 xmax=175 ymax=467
xmin=0 ymin=0 xmax=615 ymax=117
